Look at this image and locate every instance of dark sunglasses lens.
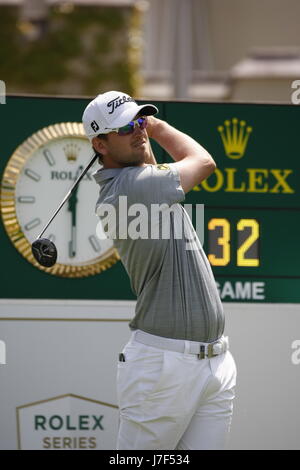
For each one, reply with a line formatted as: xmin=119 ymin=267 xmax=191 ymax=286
xmin=117 ymin=117 xmax=147 ymax=136
xmin=138 ymin=117 xmax=147 ymax=129
xmin=118 ymin=123 xmax=134 ymax=136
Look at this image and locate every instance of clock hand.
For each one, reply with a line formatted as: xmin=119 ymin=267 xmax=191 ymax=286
xmin=68 ymin=224 xmax=76 ymax=258
xmin=68 ymin=208 xmax=77 ymax=258
xmin=67 ymin=165 xmax=82 ymax=212
xmin=68 ymin=165 xmax=83 ymax=258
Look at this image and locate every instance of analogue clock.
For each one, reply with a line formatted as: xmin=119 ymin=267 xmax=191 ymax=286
xmin=0 ymin=122 xmax=119 ymax=278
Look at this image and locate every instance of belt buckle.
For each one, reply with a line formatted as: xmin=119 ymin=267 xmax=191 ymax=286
xmin=207 ymin=341 xmax=220 ymax=358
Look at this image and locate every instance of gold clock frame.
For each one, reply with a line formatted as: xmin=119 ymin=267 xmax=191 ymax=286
xmin=0 ymin=122 xmax=120 ymax=278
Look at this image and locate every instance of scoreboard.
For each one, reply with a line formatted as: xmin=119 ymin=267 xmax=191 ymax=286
xmin=164 ymin=102 xmax=300 ymax=303
xmin=0 ymin=96 xmax=299 ymax=303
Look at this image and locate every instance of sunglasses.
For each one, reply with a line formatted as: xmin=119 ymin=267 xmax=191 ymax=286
xmin=109 ymin=116 xmax=148 ymax=136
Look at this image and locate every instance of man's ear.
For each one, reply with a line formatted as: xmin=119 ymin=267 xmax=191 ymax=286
xmin=92 ymin=137 xmax=108 ymax=155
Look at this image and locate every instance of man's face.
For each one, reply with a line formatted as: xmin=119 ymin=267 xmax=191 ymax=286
xmin=96 ymin=117 xmax=151 ymax=167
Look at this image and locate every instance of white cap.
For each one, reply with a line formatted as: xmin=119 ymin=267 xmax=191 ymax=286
xmin=82 ymin=90 xmax=158 ymax=140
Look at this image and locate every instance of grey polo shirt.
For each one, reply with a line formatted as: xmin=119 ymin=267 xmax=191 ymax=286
xmin=93 ymin=163 xmax=224 ymax=342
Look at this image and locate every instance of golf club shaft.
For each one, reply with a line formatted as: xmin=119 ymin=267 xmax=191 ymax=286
xmin=36 ymin=154 xmax=98 ymax=240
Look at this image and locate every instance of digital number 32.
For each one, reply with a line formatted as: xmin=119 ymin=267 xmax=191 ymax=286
xmin=208 ymin=218 xmax=260 ymax=267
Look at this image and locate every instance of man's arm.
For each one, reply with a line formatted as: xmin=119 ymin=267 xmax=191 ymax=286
xmin=145 ymin=139 xmax=157 ymax=165
xmin=147 ymin=117 xmax=216 ymax=193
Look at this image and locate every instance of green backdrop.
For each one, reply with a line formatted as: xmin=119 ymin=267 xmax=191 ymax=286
xmin=1 ymin=96 xmax=299 ymax=302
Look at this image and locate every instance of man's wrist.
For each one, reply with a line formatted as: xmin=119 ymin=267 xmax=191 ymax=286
xmin=147 ymin=117 xmax=165 ymax=140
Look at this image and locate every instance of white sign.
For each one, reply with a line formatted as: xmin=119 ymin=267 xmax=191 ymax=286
xmin=1 ymin=299 xmax=300 ymax=449
xmin=17 ymin=394 xmax=119 ymax=450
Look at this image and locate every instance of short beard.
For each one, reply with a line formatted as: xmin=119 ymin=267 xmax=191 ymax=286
xmin=114 ymin=151 xmax=147 ymax=167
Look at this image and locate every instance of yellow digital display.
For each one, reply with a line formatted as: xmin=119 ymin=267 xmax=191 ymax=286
xmin=208 ymin=217 xmax=260 ymax=268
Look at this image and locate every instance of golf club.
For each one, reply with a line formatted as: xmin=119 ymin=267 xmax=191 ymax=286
xmin=31 ymin=153 xmax=98 ymax=267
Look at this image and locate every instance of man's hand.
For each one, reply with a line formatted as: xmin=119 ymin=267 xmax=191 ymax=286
xmin=146 ymin=116 xmax=160 ymax=139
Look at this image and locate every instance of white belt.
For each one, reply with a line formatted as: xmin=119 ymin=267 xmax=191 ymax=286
xmin=133 ymin=330 xmax=229 ymax=359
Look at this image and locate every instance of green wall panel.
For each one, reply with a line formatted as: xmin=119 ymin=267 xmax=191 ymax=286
xmin=1 ymin=96 xmax=299 ymax=302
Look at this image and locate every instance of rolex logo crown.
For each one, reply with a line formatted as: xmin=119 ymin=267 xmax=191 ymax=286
xmin=218 ymin=118 xmax=252 ymax=159
xmin=64 ymin=143 xmax=80 ymax=162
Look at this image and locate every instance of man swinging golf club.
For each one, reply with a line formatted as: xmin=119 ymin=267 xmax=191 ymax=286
xmin=81 ymin=90 xmax=237 ymax=450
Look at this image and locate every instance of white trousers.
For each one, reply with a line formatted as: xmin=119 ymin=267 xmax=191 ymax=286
xmin=116 ymin=331 xmax=237 ymax=450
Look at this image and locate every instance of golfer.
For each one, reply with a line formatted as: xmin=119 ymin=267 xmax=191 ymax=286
xmin=82 ymin=91 xmax=237 ymax=450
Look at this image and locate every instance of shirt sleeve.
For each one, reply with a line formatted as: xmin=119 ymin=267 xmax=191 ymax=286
xmin=122 ymin=163 xmax=185 ymax=207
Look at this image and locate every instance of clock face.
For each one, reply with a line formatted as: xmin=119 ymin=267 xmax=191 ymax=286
xmin=0 ymin=123 xmax=119 ymax=277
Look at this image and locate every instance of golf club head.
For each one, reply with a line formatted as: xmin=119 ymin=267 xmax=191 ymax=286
xmin=31 ymin=238 xmax=57 ymax=267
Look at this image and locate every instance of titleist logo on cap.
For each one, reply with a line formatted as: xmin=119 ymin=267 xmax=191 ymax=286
xmin=107 ymin=95 xmax=135 ymax=114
